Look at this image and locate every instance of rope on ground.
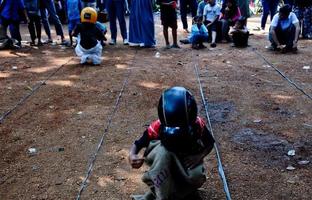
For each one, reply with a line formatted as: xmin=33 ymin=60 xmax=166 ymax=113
xmin=193 ymin=58 xmax=232 ymax=200
xmin=76 ymin=51 xmax=137 ymax=200
xmin=253 ymin=50 xmax=312 ymax=101
xmin=0 ymin=57 xmax=73 ymax=124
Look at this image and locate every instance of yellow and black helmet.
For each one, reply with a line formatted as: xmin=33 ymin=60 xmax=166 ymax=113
xmin=81 ymin=7 xmax=97 ymax=24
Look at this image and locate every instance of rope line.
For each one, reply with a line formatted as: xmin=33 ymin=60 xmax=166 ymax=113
xmin=76 ymin=51 xmax=137 ymax=200
xmin=192 ymin=52 xmax=231 ymax=200
xmin=253 ymin=50 xmax=312 ymax=101
xmin=0 ymin=58 xmax=73 ymax=124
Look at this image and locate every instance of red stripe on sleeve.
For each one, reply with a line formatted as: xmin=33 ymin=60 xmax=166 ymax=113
xmin=147 ymin=120 xmax=161 ymax=140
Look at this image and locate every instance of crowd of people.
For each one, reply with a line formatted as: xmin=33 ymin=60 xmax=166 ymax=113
xmin=0 ymin=0 xmax=311 ymax=61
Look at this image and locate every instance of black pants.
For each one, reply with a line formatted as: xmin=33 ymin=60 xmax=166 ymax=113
xmin=232 ymin=31 xmax=249 ymax=47
xmin=0 ymin=17 xmax=22 ymax=43
xmin=28 ymin=15 xmax=42 ymax=42
xmin=269 ymin=24 xmax=296 ymax=49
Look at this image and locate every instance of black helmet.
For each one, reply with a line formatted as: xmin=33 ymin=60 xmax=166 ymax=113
xmin=158 ymin=87 xmax=198 ymax=152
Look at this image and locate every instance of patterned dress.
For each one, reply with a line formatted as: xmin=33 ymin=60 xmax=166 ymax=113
xmin=294 ymin=0 xmax=312 ymax=38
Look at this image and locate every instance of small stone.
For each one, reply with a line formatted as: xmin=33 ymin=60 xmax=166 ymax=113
xmin=303 ymin=66 xmax=310 ymax=70
xmin=28 ymin=148 xmax=37 ymax=155
xmin=58 ymin=147 xmax=65 ymax=152
xmin=12 ymin=66 xmax=18 ymax=70
xmin=286 ymin=165 xmax=296 ymax=171
xmin=82 ymin=136 xmax=86 ymax=139
xmin=253 ymin=119 xmax=262 ymax=123
xmin=263 ymin=65 xmax=271 ymax=68
xmin=77 ymin=111 xmax=83 ymax=115
xmin=115 ymin=177 xmax=126 ymax=181
xmin=22 ymin=65 xmax=31 ymax=69
xmin=32 ymin=165 xmax=39 ymax=171
xmin=287 ymin=150 xmax=296 ymax=156
xmin=55 ymin=180 xmax=63 ymax=185
xmin=298 ymin=160 xmax=310 ymax=165
xmin=155 ymin=52 xmax=160 ymax=58
xmin=49 ymin=106 xmax=54 ymax=109
xmin=7 ymin=86 xmax=12 ymax=90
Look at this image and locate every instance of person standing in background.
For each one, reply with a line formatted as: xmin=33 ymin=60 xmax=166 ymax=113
xmin=128 ymin=0 xmax=155 ymax=47
xmin=107 ymin=0 xmax=128 ymax=45
xmin=180 ymin=0 xmax=198 ymax=33
xmin=260 ymin=0 xmax=279 ymax=30
xmin=25 ymin=0 xmax=42 ymax=46
xmin=0 ymin=0 xmax=29 ymax=47
xmin=293 ymin=0 xmax=312 ymax=39
xmin=40 ymin=0 xmax=66 ymax=44
xmin=237 ymin=0 xmax=250 ymax=19
xmin=81 ymin=0 xmax=97 ymax=8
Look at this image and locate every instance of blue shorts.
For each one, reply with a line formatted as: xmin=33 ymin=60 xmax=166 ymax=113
xmin=68 ymin=19 xmax=80 ymax=33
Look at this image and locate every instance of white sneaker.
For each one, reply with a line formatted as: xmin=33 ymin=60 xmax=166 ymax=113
xmin=123 ymin=39 xmax=129 ymax=45
xmin=109 ymin=39 xmax=116 ymax=45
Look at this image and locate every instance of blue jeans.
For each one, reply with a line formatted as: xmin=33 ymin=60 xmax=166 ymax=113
xmin=107 ymin=0 xmax=127 ymax=40
xmin=180 ymin=0 xmax=198 ymax=29
xmin=269 ymin=24 xmax=296 ymax=48
xmin=40 ymin=0 xmax=64 ymax=38
xmin=191 ymin=34 xmax=208 ymax=45
xmin=261 ymin=0 xmax=279 ymax=29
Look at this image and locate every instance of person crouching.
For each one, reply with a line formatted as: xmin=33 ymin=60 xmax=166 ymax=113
xmin=72 ymin=7 xmax=105 ymax=65
xmin=230 ymin=16 xmax=249 ymax=47
xmin=190 ymin=16 xmax=209 ymax=49
xmin=268 ymin=4 xmax=300 ymax=53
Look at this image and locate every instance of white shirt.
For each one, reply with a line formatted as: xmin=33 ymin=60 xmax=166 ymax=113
xmin=271 ymin=12 xmax=299 ymax=30
xmin=203 ymin=3 xmax=221 ymax=22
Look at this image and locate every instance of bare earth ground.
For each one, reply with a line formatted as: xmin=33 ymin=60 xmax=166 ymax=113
xmin=0 ymin=15 xmax=311 ymax=200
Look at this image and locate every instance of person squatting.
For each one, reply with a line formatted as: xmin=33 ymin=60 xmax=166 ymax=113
xmin=129 ymin=86 xmax=215 ymax=200
xmin=72 ymin=7 xmax=106 ymax=65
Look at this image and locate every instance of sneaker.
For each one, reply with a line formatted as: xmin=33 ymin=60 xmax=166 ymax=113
xmin=266 ymin=45 xmax=279 ymax=51
xmin=123 ymin=39 xmax=129 ymax=45
xmin=281 ymin=46 xmax=293 ymax=54
xmin=292 ymin=47 xmax=298 ymax=52
xmin=109 ymin=39 xmax=116 ymax=45
xmin=30 ymin=41 xmax=36 ymax=46
xmin=210 ymin=43 xmax=217 ymax=48
xmin=198 ymin=43 xmax=206 ymax=49
xmin=61 ymin=40 xmax=70 ymax=46
xmin=192 ymin=44 xmax=199 ymax=49
xmin=44 ymin=38 xmax=53 ymax=44
xmin=171 ymin=44 xmax=180 ymax=48
xmin=37 ymin=40 xmax=43 ymax=46
xmin=180 ymin=39 xmax=190 ymax=44
xmin=165 ymin=44 xmax=171 ymax=49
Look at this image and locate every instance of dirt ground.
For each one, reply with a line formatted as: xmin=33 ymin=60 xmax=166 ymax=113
xmin=0 ymin=15 xmax=311 ymax=200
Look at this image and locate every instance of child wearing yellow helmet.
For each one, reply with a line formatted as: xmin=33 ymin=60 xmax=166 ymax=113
xmin=72 ymin=7 xmax=105 ymax=65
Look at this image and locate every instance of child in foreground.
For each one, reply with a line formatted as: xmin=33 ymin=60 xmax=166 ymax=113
xmin=129 ymin=86 xmax=215 ymax=200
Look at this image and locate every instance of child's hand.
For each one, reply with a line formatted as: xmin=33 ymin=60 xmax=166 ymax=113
xmin=129 ymin=154 xmax=145 ymax=169
xmin=182 ymin=154 xmax=203 ymax=170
